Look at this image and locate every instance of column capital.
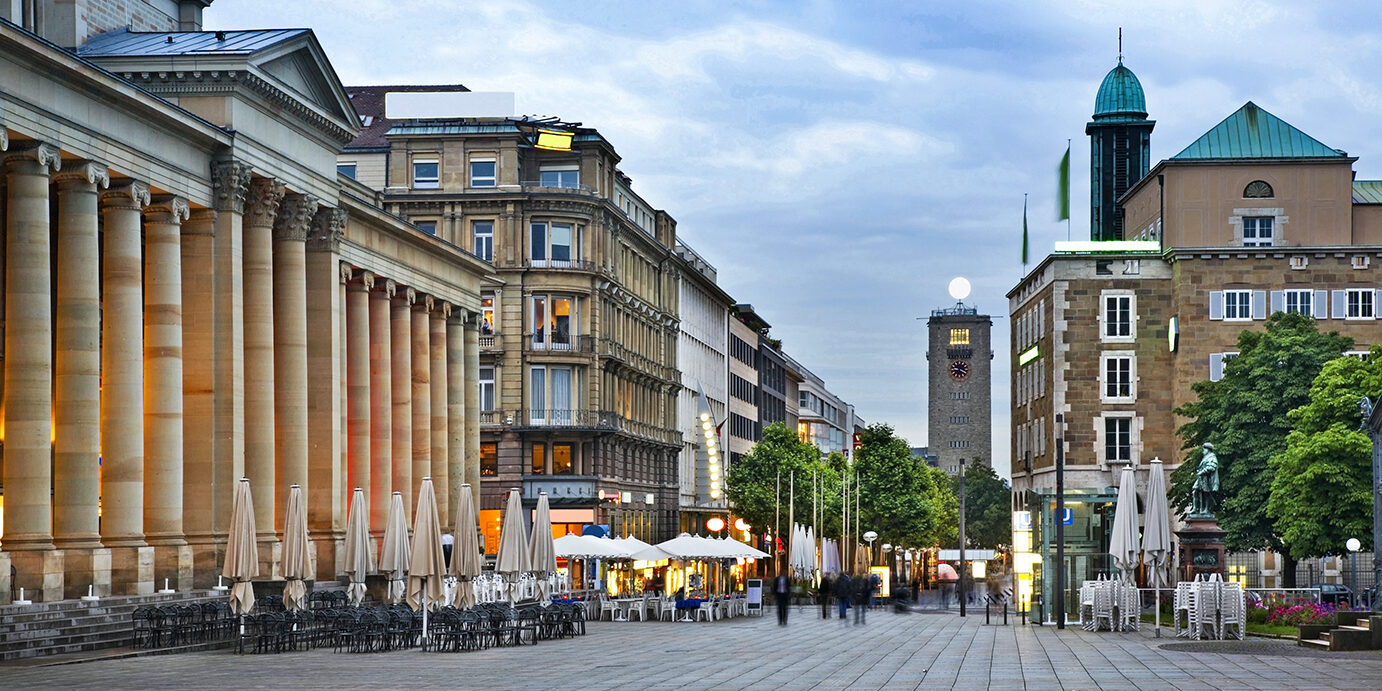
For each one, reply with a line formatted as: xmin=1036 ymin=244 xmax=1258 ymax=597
xmin=53 ymin=160 xmax=110 ymax=189
xmin=272 ymin=193 xmax=320 ymax=242
xmin=340 ymin=262 xmax=355 ymax=285
xmin=5 ymin=141 xmax=61 ymax=173
xmin=421 ymin=294 xmax=435 ymax=313
xmin=146 ymin=196 xmax=191 ymax=224
xmin=463 ymin=310 xmax=483 ymax=330
xmin=399 ymin=287 xmax=417 ymax=306
xmin=310 ymin=206 xmax=348 ymax=252
xmin=245 ymin=177 xmax=286 ymax=227
xmin=101 ymin=181 xmax=151 ymax=211
xmin=0 ymin=127 xmax=7 ymax=151
xmin=211 ymin=159 xmax=252 ymax=213
xmin=436 ymin=301 xmax=453 ymax=319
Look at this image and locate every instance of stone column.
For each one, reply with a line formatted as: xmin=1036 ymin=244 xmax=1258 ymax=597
xmin=464 ymin=314 xmax=482 ymax=509
xmin=179 ymin=206 xmax=217 ymax=585
xmin=392 ymin=288 xmax=414 ymax=519
xmin=53 ymin=161 xmax=108 ymax=554
xmin=430 ymin=302 xmax=450 ymax=530
xmin=101 ymin=179 xmax=153 ymax=595
xmin=346 ymin=269 xmax=373 ymax=536
xmin=446 ymin=312 xmax=467 ymax=519
xmin=244 ymin=177 xmax=283 ymax=575
xmin=3 ymin=143 xmax=62 ymax=601
xmin=306 ymin=209 xmax=347 ymax=580
xmin=369 ymin=277 xmax=395 ymax=535
xmin=272 ymin=193 xmax=317 ymax=536
xmin=144 ymin=196 xmax=192 ymax=591
xmin=411 ymin=295 xmax=431 ymax=513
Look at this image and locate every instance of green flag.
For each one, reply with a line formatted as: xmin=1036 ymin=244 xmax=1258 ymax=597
xmin=1057 ymin=144 xmax=1070 ymax=221
xmin=1022 ymin=195 xmax=1029 ymax=265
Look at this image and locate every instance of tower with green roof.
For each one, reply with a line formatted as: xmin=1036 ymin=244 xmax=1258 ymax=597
xmin=1086 ymin=58 xmax=1155 ymax=241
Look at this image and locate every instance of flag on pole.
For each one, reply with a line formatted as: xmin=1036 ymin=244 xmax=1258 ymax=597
xmin=1022 ymin=194 xmax=1029 ymax=266
xmin=1057 ymin=144 xmax=1071 ymax=222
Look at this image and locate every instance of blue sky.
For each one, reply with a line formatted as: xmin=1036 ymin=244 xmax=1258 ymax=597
xmin=209 ymin=0 xmax=1382 ymax=477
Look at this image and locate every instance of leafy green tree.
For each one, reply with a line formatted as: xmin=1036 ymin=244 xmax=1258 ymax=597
xmin=724 ymin=422 xmax=827 ymax=539
xmin=853 ymin=423 xmax=957 ymax=550
xmin=1267 ymin=350 xmax=1380 ymax=559
xmin=952 ymin=459 xmax=1012 ymax=549
xmin=1170 ymin=312 xmax=1351 ymax=586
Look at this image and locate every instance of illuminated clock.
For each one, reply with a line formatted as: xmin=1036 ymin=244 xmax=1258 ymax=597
xmin=949 ymin=360 xmax=971 ymax=380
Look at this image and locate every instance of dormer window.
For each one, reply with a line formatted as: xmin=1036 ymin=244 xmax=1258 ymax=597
xmin=1244 ymin=180 xmax=1274 ymax=198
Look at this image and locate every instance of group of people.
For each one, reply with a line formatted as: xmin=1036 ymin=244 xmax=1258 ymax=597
xmin=770 ymin=571 xmax=884 ymax=626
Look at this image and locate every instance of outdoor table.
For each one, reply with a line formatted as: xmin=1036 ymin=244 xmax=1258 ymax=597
xmin=613 ymin=598 xmax=642 ymax=621
xmin=675 ymin=598 xmax=705 ymax=622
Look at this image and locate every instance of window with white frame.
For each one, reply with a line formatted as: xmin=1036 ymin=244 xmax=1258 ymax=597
xmin=480 ymin=293 xmax=495 ymax=335
xmin=1347 ymin=288 xmax=1375 ymax=319
xmin=1242 ymin=216 xmax=1274 ymax=246
xmin=337 ymin=162 xmax=357 ymax=179
xmin=412 ymin=158 xmax=439 ymax=189
xmin=479 ymin=366 xmax=495 ymax=411
xmin=414 ymin=220 xmax=437 ymax=235
xmin=1224 ymin=289 xmax=1252 ymax=320
xmin=531 ymin=294 xmax=576 ymax=350
xmin=1283 ymin=289 xmax=1313 ymax=316
xmin=530 ymin=221 xmax=580 ymax=267
xmin=469 ymin=158 xmax=496 ymax=188
xmin=539 ymin=166 xmax=580 ymax=189
xmin=1101 ymin=353 xmax=1135 ymax=402
xmin=1209 ymin=352 xmax=1239 ymax=382
xmin=472 ymin=221 xmax=493 ymax=262
xmin=1104 ymin=417 xmax=1132 ymax=463
xmin=529 ymin=365 xmax=576 ymax=425
xmin=1102 ymin=293 xmax=1134 ymax=341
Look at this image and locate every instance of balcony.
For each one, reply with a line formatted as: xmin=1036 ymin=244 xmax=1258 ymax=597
xmin=522 ymin=475 xmax=599 ymax=504
xmin=946 ymin=347 xmax=973 ymax=359
xmin=508 ymin=408 xmax=681 ymax=446
xmin=480 ymin=410 xmax=501 ymax=426
xmin=520 ymin=181 xmax=595 ymax=195
xmin=598 ymin=339 xmax=677 ymax=382
xmin=479 ymin=332 xmax=503 ymax=352
xmin=524 ymin=333 xmax=595 ymax=355
xmin=522 ymin=258 xmax=596 ymax=272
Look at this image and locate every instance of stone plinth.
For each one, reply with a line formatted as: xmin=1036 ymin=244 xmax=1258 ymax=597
xmin=152 ymin=544 xmax=195 ymax=592
xmin=109 ymin=545 xmax=154 ymax=596
xmin=7 ymin=550 xmax=67 ymax=602
xmin=1176 ymin=517 xmax=1226 ymax=581
xmin=62 ymin=547 xmax=112 ymax=599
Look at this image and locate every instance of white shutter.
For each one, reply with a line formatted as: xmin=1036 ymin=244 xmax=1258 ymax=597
xmin=1208 ymin=291 xmax=1224 ymax=321
xmin=1270 ymin=290 xmax=1284 ymax=314
xmin=1332 ymin=290 xmax=1347 ymax=319
xmin=1314 ymin=290 xmax=1329 ymax=319
xmin=1251 ymin=290 xmax=1267 ymax=320
xmin=1209 ymin=353 xmax=1225 ymax=382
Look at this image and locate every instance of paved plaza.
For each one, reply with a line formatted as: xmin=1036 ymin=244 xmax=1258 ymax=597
xmin=3 ymin=605 xmax=1381 ymax=690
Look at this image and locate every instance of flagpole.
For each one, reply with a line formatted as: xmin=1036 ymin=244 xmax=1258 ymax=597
xmin=1066 ymin=138 xmax=1072 ymax=240
xmin=1021 ymin=192 xmax=1030 ymax=279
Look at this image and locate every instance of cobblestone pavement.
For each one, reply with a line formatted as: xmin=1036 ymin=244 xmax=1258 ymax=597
xmin=3 ymin=605 xmax=1381 ymax=689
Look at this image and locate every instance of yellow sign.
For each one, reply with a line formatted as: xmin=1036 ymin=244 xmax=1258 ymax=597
xmin=535 ymin=129 xmax=573 ymax=151
xmin=869 ymin=566 xmax=891 ymax=598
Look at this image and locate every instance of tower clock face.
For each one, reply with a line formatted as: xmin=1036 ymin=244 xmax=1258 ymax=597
xmin=949 ymin=360 xmax=971 ymax=380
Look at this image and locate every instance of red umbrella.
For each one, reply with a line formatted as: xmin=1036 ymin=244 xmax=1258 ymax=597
xmin=936 ymin=562 xmax=959 ymax=581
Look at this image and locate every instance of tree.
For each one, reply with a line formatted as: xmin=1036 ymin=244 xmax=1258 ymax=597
xmin=724 ymin=422 xmax=831 ymax=541
xmin=1170 ymin=312 xmax=1351 ymax=586
xmin=853 ymin=423 xmax=957 ymax=550
xmin=952 ymin=459 xmax=1012 ymax=549
xmin=1267 ymin=350 xmax=1381 ymax=559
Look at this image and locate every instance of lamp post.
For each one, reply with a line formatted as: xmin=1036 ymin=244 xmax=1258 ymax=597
xmin=1360 ymin=398 xmax=1382 ymax=610
xmin=1347 ymin=537 xmax=1361 ymax=608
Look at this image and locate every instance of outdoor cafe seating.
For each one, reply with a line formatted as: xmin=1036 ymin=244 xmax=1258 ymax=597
xmin=1174 ymin=574 xmax=1245 ymax=640
xmin=1079 ymin=576 xmax=1139 ymax=632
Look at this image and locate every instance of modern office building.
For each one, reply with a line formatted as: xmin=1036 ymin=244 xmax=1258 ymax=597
xmin=672 ymin=241 xmax=731 ymax=532
xmin=927 ymin=302 xmax=994 ymax=474
xmin=0 ymin=1 xmax=489 ymax=603
xmin=342 ymin=88 xmax=683 ymax=545
xmin=796 ymin=365 xmax=854 ymax=458
xmin=727 ymin=305 xmax=766 ymax=467
xmin=1009 ymin=58 xmax=1382 ymax=621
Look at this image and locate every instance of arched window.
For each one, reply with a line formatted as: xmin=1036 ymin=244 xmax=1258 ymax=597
xmin=1244 ymin=180 xmax=1274 ymax=198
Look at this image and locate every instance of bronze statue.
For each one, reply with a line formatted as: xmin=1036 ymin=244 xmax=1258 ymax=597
xmin=1191 ymin=442 xmax=1219 ymax=517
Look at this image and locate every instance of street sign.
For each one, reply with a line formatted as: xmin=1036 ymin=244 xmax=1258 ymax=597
xmin=1061 ymin=508 xmax=1073 ymax=525
xmin=853 ymin=432 xmax=862 ymax=450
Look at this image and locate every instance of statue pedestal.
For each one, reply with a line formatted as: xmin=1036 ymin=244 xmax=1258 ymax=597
xmin=1176 ymin=517 xmax=1226 ymax=581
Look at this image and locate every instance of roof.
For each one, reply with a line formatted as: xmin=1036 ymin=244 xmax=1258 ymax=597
xmin=1172 ymin=102 xmax=1346 ymax=160
xmin=345 ymin=84 xmax=471 ymax=149
xmin=78 ymin=27 xmax=309 ymax=57
xmin=1092 ymin=60 xmax=1147 ymax=121
xmin=1354 ymin=181 xmax=1382 ymax=204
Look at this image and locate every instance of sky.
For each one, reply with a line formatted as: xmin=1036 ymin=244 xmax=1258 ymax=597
xmin=209 ymin=0 xmax=1382 ymax=479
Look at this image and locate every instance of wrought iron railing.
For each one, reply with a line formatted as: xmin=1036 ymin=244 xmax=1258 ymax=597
xmin=524 ymin=333 xmax=595 ymax=354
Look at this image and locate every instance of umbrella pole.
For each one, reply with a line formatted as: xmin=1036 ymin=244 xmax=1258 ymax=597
xmin=422 ymin=586 xmax=428 ymax=650
xmin=1155 ymin=580 xmax=1161 ymax=638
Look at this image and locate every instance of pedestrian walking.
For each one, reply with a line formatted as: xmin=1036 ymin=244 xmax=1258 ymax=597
xmin=834 ymin=573 xmax=852 ymax=621
xmin=818 ymin=575 xmax=832 ymax=619
xmin=854 ymin=572 xmax=870 ymax=625
xmin=774 ymin=572 xmax=792 ymax=626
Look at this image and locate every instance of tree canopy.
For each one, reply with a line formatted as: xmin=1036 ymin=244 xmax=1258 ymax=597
xmin=854 ymin=423 xmax=957 ymax=549
xmin=952 ymin=459 xmax=1012 ymax=549
xmin=1170 ymin=312 xmax=1351 ymax=576
xmin=1267 ymin=349 xmax=1380 ymax=559
xmin=724 ymin=422 xmax=834 ymax=539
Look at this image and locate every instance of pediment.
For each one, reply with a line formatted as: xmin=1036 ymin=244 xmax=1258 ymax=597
xmin=250 ymin=37 xmax=359 ymax=136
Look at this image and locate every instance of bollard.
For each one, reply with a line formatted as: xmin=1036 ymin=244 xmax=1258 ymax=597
xmin=986 ymin=601 xmax=991 ymax=624
xmin=1004 ymin=602 xmax=1008 ymax=625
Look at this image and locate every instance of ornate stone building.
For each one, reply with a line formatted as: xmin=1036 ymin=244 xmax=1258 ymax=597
xmin=341 ymin=90 xmax=683 ymax=545
xmin=0 ymin=2 xmax=489 ymax=603
xmin=927 ymin=303 xmax=994 ymax=475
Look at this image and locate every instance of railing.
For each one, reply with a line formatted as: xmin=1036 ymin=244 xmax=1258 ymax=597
xmin=520 ymin=181 xmax=595 ymax=194
xmin=479 ymin=332 xmax=501 ymax=350
xmin=480 ymin=410 xmax=500 ymax=425
xmin=524 ymin=333 xmax=595 ymax=354
xmin=522 ymin=258 xmax=596 ymax=272
xmin=947 ymin=347 xmax=974 ymax=359
xmin=598 ymin=339 xmax=677 ymax=381
xmin=523 ymin=475 xmax=599 ymax=501
xmin=508 ymin=408 xmax=680 ymax=445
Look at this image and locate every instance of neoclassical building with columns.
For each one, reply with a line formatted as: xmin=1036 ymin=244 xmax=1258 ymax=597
xmin=0 ymin=3 xmax=490 ymax=603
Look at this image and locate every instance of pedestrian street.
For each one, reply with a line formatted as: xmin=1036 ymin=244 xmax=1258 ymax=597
xmin=4 ymin=605 xmax=1381 ymax=690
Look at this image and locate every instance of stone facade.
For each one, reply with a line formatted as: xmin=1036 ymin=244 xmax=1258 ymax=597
xmin=927 ymin=308 xmax=993 ymax=474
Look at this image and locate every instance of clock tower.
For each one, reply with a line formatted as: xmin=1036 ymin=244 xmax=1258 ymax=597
xmin=927 ymin=279 xmax=993 ymax=475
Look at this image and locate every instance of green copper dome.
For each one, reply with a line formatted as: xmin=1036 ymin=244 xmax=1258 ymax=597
xmin=1093 ymin=60 xmax=1147 ymax=120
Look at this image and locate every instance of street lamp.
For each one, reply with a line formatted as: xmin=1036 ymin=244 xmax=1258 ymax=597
xmin=1347 ymin=537 xmax=1361 ymax=607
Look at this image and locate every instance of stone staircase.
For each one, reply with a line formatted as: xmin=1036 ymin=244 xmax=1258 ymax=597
xmin=0 ymin=581 xmax=348 ymax=663
xmin=1298 ymin=612 xmax=1382 ymax=651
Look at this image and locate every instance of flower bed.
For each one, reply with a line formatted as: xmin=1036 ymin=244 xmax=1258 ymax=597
xmin=1248 ymin=595 xmax=1338 ymax=627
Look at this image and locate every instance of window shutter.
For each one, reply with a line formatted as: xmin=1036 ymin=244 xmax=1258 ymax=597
xmin=1332 ymin=290 xmax=1347 ymax=319
xmin=1270 ymin=291 xmax=1284 ymax=314
xmin=1251 ymin=290 xmax=1267 ymax=320
xmin=1209 ymin=353 xmax=1224 ymax=382
xmin=1314 ymin=290 xmax=1329 ymax=319
xmin=1208 ymin=291 xmax=1224 ymax=321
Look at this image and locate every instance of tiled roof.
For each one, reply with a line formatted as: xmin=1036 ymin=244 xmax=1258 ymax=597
xmin=1171 ymin=102 xmax=1345 ymax=160
xmin=344 ymin=84 xmax=470 ymax=149
xmin=77 ymin=27 xmax=308 ymax=57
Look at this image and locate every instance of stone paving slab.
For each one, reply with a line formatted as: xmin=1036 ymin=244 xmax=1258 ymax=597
xmin=1 ymin=605 xmax=1380 ymax=689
